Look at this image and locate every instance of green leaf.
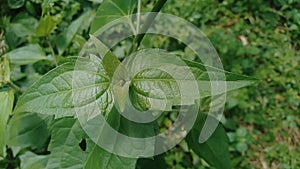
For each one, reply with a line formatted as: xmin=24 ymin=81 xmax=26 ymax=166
xmin=87 ymin=35 xmax=122 ymax=78
xmin=90 ymin=0 xmax=138 ymax=34
xmin=136 ymin=154 xmax=167 ymax=169
xmin=35 ymin=14 xmax=61 ymax=37
xmin=20 ymin=152 xmax=49 ymax=169
xmin=6 ymin=112 xmax=51 ymax=155
xmin=182 ymin=58 xmax=257 ymax=97
xmin=56 ymin=11 xmax=95 ymax=55
xmin=8 ymin=14 xmax=39 ymax=37
xmin=0 ymin=90 xmax=14 ymax=157
xmin=0 ymin=57 xmax=10 ymax=86
xmin=41 ymin=0 xmax=55 ymax=15
xmin=43 ymin=117 xmax=137 ymax=169
xmin=14 ymin=57 xmax=113 ymax=119
xmin=4 ymin=44 xmax=47 ymax=65
xmin=124 ymin=49 xmax=256 ymax=110
xmin=86 ymin=36 xmax=128 ymax=111
xmin=7 ymin=0 xmax=25 ymax=9
xmin=185 ymin=114 xmax=231 ymax=169
xmin=81 ymin=106 xmax=157 ymax=159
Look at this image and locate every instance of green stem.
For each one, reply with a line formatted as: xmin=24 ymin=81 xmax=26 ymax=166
xmin=8 ymin=81 xmax=23 ymax=93
xmin=129 ymin=0 xmax=167 ymax=54
xmin=47 ymin=36 xmax=58 ymax=66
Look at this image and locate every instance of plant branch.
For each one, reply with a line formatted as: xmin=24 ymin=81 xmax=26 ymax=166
xmin=129 ymin=0 xmax=167 ymax=54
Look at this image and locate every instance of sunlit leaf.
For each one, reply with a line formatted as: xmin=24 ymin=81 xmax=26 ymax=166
xmin=90 ymin=0 xmax=138 ymax=34
xmin=3 ymin=44 xmax=47 ymax=65
xmin=14 ymin=57 xmax=113 ymax=119
xmin=0 ymin=90 xmax=14 ymax=157
xmin=35 ymin=14 xmax=61 ymax=37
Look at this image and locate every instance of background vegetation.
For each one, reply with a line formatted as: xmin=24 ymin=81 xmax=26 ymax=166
xmin=0 ymin=0 xmax=299 ymax=168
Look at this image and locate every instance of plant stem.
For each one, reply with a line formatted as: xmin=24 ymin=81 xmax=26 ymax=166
xmin=129 ymin=0 xmax=167 ymax=54
xmin=136 ymin=0 xmax=141 ymax=34
xmin=47 ymin=36 xmax=58 ymax=66
xmin=8 ymin=81 xmax=23 ymax=93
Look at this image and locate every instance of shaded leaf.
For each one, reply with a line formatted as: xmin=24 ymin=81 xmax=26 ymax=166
xmin=136 ymin=154 xmax=167 ymax=169
xmin=7 ymin=112 xmax=51 ymax=155
xmin=7 ymin=0 xmax=25 ymax=9
xmin=185 ymin=114 xmax=231 ymax=169
xmin=8 ymin=14 xmax=38 ymax=37
xmin=43 ymin=117 xmax=137 ymax=169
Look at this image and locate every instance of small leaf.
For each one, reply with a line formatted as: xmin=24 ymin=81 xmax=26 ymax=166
xmin=87 ymin=35 xmax=122 ymax=77
xmin=0 ymin=90 xmax=14 ymax=157
xmin=56 ymin=11 xmax=95 ymax=55
xmin=236 ymin=142 xmax=248 ymax=153
xmin=113 ymin=79 xmax=131 ymax=112
xmin=4 ymin=44 xmax=47 ymax=65
xmin=90 ymin=0 xmax=138 ymax=34
xmin=35 ymin=14 xmax=61 ymax=37
xmin=186 ymin=114 xmax=232 ymax=169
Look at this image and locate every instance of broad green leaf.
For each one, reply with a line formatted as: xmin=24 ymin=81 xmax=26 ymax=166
xmin=43 ymin=117 xmax=137 ymax=169
xmin=124 ymin=49 xmax=256 ymax=110
xmin=3 ymin=44 xmax=47 ymax=65
xmin=0 ymin=90 xmax=14 ymax=157
xmin=14 ymin=57 xmax=113 ymax=119
xmin=185 ymin=114 xmax=231 ymax=169
xmin=81 ymin=106 xmax=157 ymax=159
xmin=56 ymin=11 xmax=95 ymax=55
xmin=35 ymin=14 xmax=61 ymax=37
xmin=20 ymin=152 xmax=49 ymax=169
xmin=0 ymin=57 xmax=10 ymax=86
xmin=90 ymin=0 xmax=138 ymax=34
xmin=6 ymin=112 xmax=51 ymax=155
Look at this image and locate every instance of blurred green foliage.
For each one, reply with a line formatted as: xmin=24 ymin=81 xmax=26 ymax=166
xmin=0 ymin=0 xmax=299 ymax=168
xmin=160 ymin=0 xmax=300 ymax=168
